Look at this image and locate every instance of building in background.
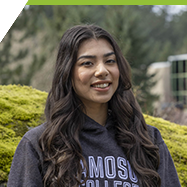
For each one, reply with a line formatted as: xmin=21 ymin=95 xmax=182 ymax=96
xmin=148 ymin=61 xmax=171 ymax=110
xmin=0 ymin=0 xmax=26 ymax=41
xmin=169 ymin=54 xmax=187 ymax=106
xmin=148 ymin=54 xmax=187 ymax=124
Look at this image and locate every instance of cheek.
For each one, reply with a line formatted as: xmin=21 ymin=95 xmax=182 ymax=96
xmin=112 ymin=66 xmax=120 ymax=82
xmin=78 ymin=72 xmax=90 ymax=85
xmin=73 ymin=69 xmax=91 ymax=86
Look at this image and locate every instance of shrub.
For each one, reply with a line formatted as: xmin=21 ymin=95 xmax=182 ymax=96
xmin=144 ymin=114 xmax=187 ymax=187
xmin=0 ymin=85 xmax=186 ymax=186
xmin=0 ymin=125 xmax=21 ymax=182
xmin=0 ymin=85 xmax=47 ymax=183
xmin=0 ymin=85 xmax=47 ymax=137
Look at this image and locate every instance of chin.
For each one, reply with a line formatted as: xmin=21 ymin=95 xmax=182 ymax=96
xmin=94 ymin=97 xmax=112 ymax=104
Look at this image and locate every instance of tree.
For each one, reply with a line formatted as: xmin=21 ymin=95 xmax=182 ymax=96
xmin=2 ymin=5 xmax=186 ymax=113
xmin=0 ymin=6 xmax=104 ymax=85
xmin=102 ymin=6 xmax=159 ymax=113
xmin=0 ymin=6 xmax=48 ymax=85
xmin=169 ymin=8 xmax=187 ymax=54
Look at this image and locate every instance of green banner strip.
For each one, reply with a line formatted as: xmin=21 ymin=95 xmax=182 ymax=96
xmin=26 ymin=0 xmax=187 ymax=5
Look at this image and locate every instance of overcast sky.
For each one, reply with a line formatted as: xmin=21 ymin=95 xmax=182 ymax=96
xmin=152 ymin=5 xmax=187 ymax=15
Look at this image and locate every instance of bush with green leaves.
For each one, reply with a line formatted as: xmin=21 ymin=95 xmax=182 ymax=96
xmin=0 ymin=85 xmax=47 ymax=183
xmin=0 ymin=85 xmax=47 ymax=137
xmin=0 ymin=125 xmax=20 ymax=182
xmin=144 ymin=114 xmax=187 ymax=186
xmin=0 ymin=85 xmax=186 ymax=186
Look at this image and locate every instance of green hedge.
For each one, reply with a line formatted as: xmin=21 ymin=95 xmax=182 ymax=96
xmin=144 ymin=114 xmax=187 ymax=187
xmin=0 ymin=85 xmax=47 ymax=137
xmin=0 ymin=85 xmax=186 ymax=186
xmin=0 ymin=85 xmax=47 ymax=182
xmin=0 ymin=125 xmax=20 ymax=182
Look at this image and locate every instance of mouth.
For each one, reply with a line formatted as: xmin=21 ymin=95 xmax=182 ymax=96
xmin=91 ymin=83 xmax=110 ymax=88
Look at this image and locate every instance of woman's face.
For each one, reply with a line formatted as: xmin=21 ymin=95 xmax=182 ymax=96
xmin=72 ymin=38 xmax=119 ymax=107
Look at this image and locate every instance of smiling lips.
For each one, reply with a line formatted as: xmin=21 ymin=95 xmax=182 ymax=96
xmin=91 ymin=81 xmax=112 ymax=90
xmin=92 ymin=83 xmax=110 ymax=88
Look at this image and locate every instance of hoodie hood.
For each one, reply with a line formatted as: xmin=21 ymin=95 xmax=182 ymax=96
xmin=79 ymin=113 xmax=140 ymax=187
xmin=81 ymin=111 xmax=115 ymax=134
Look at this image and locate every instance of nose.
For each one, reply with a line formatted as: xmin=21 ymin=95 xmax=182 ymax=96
xmin=94 ymin=62 xmax=109 ymax=78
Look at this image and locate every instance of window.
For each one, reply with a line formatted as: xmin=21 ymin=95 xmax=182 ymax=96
xmin=171 ymin=60 xmax=187 ymax=104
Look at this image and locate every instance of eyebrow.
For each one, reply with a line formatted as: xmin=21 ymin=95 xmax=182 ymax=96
xmin=104 ymin=52 xmax=115 ymax=57
xmin=77 ymin=52 xmax=115 ymax=61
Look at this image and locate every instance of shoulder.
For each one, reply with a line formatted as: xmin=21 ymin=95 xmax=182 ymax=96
xmin=22 ymin=123 xmax=46 ymax=147
xmin=147 ymin=124 xmax=182 ymax=186
xmin=13 ymin=123 xmax=47 ymax=162
xmin=147 ymin=124 xmax=164 ymax=145
xmin=8 ymin=125 xmax=45 ymax=187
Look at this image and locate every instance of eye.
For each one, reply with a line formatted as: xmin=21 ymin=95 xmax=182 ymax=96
xmin=81 ymin=61 xmax=93 ymax=66
xmin=106 ymin=59 xmax=116 ymax=64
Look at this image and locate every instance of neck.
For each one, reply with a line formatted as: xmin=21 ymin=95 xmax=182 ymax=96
xmin=83 ymin=103 xmax=108 ymax=126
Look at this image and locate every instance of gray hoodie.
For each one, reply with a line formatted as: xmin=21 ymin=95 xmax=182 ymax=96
xmin=7 ymin=115 xmax=181 ymax=187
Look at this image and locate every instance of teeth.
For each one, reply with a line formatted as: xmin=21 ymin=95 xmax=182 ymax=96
xmin=93 ymin=83 xmax=109 ymax=88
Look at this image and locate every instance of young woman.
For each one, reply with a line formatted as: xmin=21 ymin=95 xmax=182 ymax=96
xmin=7 ymin=25 xmax=181 ymax=187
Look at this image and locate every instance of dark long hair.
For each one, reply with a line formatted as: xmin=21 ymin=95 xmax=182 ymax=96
xmin=39 ymin=25 xmax=161 ymax=187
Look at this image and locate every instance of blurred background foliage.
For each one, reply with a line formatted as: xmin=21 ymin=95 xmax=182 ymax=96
xmin=0 ymin=5 xmax=187 ymax=114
